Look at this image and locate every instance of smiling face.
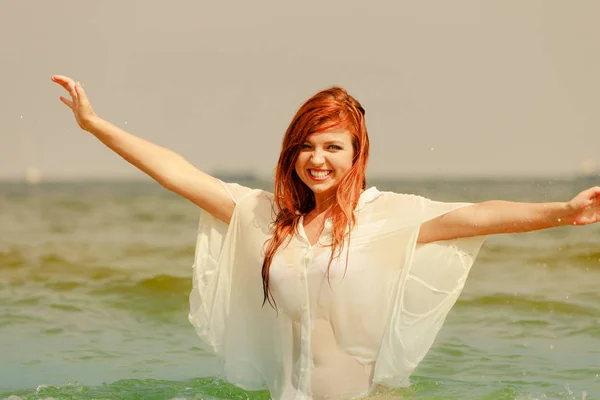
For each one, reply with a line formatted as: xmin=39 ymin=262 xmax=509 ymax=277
xmin=294 ymin=129 xmax=355 ymax=206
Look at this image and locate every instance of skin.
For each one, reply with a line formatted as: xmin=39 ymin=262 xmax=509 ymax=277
xmin=52 ymin=75 xmax=600 ymax=243
xmin=51 ymin=75 xmax=236 ymax=224
xmin=418 ymin=192 xmax=600 ymax=243
xmin=294 ymin=129 xmax=355 ymax=245
xmin=294 ymin=130 xmax=354 ymax=210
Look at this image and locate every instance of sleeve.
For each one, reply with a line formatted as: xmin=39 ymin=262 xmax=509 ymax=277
xmin=372 ymin=195 xmax=486 ymax=389
xmin=187 ymin=181 xmax=285 ymax=395
xmin=187 ymin=181 xmax=254 ymax=353
xmin=219 ymin=181 xmax=256 ymax=204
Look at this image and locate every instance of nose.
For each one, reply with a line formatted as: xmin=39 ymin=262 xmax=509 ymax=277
xmin=310 ymin=148 xmax=325 ymax=165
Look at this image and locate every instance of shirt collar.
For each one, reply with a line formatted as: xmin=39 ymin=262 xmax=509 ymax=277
xmin=297 ymin=186 xmax=382 ymax=247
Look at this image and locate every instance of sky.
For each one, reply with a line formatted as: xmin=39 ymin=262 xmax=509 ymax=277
xmin=1 ymin=0 xmax=599 ymax=181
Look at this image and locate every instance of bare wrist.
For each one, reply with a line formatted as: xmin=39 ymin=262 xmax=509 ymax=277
xmin=82 ymin=115 xmax=104 ymax=134
xmin=559 ymin=201 xmax=575 ymax=226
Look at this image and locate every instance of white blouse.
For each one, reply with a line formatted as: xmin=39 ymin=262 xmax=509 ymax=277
xmin=188 ymin=182 xmax=485 ymax=399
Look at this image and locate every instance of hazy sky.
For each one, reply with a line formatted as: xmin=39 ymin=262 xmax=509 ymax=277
xmin=2 ymin=1 xmax=599 ymax=180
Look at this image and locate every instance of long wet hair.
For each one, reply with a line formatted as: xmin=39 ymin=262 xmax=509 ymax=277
xmin=261 ymin=86 xmax=370 ymax=308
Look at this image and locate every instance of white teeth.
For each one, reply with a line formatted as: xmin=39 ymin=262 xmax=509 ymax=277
xmin=309 ymin=170 xmax=331 ymax=178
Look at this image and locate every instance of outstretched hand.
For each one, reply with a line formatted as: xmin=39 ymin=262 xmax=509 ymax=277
xmin=51 ymin=75 xmax=98 ymax=131
xmin=567 ymin=186 xmax=600 ymax=225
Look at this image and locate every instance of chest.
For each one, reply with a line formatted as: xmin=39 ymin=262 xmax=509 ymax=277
xmin=267 ymin=237 xmax=401 ymax=322
xmin=302 ymin=217 xmax=325 ymax=247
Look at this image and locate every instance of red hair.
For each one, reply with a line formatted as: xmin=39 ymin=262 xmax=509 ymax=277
xmin=262 ymin=86 xmax=370 ymax=308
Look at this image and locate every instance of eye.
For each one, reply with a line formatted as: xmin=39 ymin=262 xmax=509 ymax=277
xmin=328 ymin=145 xmax=343 ymax=150
xmin=300 ymin=143 xmax=312 ymax=149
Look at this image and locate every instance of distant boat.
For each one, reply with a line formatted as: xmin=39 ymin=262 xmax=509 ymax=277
xmin=20 ymin=115 xmax=42 ymax=184
xmin=24 ymin=166 xmax=42 ymax=184
xmin=212 ymin=169 xmax=258 ymax=181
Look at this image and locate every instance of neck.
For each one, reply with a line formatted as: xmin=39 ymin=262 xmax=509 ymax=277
xmin=313 ymin=192 xmax=336 ymax=214
xmin=310 ymin=187 xmax=367 ymax=215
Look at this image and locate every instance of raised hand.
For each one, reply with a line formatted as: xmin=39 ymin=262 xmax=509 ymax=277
xmin=51 ymin=75 xmax=98 ymax=131
xmin=567 ymin=186 xmax=600 ymax=225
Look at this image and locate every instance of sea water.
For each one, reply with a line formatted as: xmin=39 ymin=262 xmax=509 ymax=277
xmin=1 ymin=178 xmax=599 ymax=399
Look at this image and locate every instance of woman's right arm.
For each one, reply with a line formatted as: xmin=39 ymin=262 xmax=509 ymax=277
xmin=52 ymin=75 xmax=235 ymax=223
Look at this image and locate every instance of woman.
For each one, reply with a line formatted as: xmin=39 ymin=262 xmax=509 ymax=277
xmin=52 ymin=75 xmax=599 ymax=399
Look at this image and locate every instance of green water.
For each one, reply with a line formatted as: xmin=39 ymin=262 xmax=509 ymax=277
xmin=1 ymin=179 xmax=599 ymax=399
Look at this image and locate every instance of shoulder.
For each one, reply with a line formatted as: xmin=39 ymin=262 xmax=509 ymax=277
xmin=235 ymin=188 xmax=274 ymax=212
xmin=227 ymin=187 xmax=275 ymax=232
xmin=363 ymin=187 xmax=474 ymax=223
xmin=360 ymin=187 xmax=430 ymax=213
xmin=219 ymin=181 xmax=273 ymax=206
xmin=358 ymin=187 xmax=447 ymax=228
xmin=218 ymin=181 xmax=275 ymax=224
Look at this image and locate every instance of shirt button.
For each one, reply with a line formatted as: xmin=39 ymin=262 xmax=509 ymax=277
xmin=299 ymin=273 xmax=306 ymax=281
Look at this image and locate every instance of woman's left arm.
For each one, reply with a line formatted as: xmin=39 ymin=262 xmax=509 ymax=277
xmin=417 ymin=186 xmax=600 ymax=243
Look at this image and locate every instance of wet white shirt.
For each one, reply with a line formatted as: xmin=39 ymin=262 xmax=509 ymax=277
xmin=189 ymin=182 xmax=485 ymax=399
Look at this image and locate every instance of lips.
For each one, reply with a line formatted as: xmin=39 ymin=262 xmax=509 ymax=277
xmin=308 ymin=169 xmax=331 ymax=181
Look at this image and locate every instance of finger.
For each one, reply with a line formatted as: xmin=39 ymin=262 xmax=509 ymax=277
xmin=51 ymin=75 xmax=74 ymax=88
xmin=59 ymin=96 xmax=74 ymax=109
xmin=74 ymin=81 xmax=88 ymax=103
xmin=52 ymin=74 xmax=70 ymax=81
xmin=52 ymin=75 xmax=69 ymax=82
xmin=52 ymin=75 xmax=78 ymax=100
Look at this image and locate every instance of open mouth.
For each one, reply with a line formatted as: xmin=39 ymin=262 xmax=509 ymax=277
xmin=308 ymin=169 xmax=331 ymax=181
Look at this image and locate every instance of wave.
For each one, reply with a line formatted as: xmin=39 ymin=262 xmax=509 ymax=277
xmin=456 ymin=294 xmax=600 ymax=317
xmin=477 ymin=242 xmax=600 ymax=270
xmin=0 ymin=378 xmax=270 ymax=400
xmin=1 ymin=375 xmax=594 ymax=400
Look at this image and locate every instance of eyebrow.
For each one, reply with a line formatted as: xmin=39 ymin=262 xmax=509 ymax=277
xmin=304 ymin=139 xmax=345 ymax=146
